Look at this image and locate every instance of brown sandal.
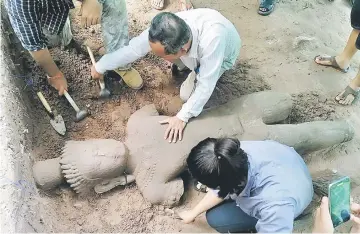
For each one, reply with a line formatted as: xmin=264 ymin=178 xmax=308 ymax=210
xmin=314 ymin=55 xmax=350 ymax=73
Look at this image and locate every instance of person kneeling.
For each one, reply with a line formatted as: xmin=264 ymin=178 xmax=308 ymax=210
xmin=178 ymin=138 xmax=313 ymax=233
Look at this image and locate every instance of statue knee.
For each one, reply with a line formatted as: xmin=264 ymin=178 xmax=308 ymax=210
xmin=141 ymin=179 xmax=184 ymax=206
xmin=241 ymin=92 xmax=292 ymax=124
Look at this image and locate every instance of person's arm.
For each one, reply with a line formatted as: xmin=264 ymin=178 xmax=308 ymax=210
xmin=176 ymin=33 xmax=226 ymax=123
xmin=30 ymin=49 xmax=60 ymax=76
xmin=5 ymin=0 xmax=66 ymax=94
xmin=31 ymin=49 xmax=67 ymax=95
xmin=94 ymin=29 xmax=151 ymax=74
xmin=255 ymin=201 xmax=295 ymax=233
xmin=5 ymin=0 xmax=60 ymax=75
xmin=177 ymin=190 xmax=224 ymax=223
xmin=312 ymin=197 xmax=334 ymax=233
xmin=159 ymin=34 xmax=226 ymax=143
xmin=350 ymin=203 xmax=360 ymax=233
xmin=312 ymin=197 xmax=360 ymax=234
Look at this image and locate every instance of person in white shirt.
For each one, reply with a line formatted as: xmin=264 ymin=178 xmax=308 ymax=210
xmin=91 ymin=9 xmax=241 ymax=143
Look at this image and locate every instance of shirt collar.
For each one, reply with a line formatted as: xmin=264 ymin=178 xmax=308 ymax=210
xmin=239 ymin=155 xmax=255 ymax=197
xmin=185 ymin=21 xmax=199 ymax=59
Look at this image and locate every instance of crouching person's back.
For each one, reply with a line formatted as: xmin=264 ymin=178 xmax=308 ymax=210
xmin=178 ymin=138 xmax=313 ymax=233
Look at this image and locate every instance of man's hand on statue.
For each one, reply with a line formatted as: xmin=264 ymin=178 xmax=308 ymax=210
xmin=176 ymin=210 xmax=196 ymax=224
xmin=47 ymin=72 xmax=68 ymax=96
xmin=79 ymin=0 xmax=102 ymax=28
xmin=91 ymin=65 xmax=104 ymax=80
xmin=159 ymin=116 xmax=186 ymax=143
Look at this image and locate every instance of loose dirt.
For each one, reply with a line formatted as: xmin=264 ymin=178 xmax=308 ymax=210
xmin=12 ymin=0 xmax=360 ymax=232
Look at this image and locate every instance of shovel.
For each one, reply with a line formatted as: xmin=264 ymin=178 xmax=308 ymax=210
xmin=86 ymin=46 xmax=111 ymax=98
xmin=37 ymin=91 xmax=66 ymax=135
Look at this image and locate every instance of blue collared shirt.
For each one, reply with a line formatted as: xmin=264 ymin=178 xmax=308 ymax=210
xmin=215 ymin=140 xmax=313 ymax=233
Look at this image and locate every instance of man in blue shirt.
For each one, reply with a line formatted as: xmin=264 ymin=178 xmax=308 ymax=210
xmin=178 ymin=138 xmax=313 ymax=233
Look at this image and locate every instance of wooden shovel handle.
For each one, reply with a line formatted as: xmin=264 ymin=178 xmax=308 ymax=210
xmin=37 ymin=91 xmax=52 ymax=113
xmin=37 ymin=91 xmax=55 ymax=119
xmin=86 ymin=46 xmax=106 ymax=88
xmin=86 ymin=46 xmax=96 ymax=65
xmin=63 ymin=90 xmax=80 ymax=112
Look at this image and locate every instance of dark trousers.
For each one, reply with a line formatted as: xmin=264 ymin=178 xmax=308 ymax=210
xmin=351 ymin=0 xmax=360 ymax=49
xmin=206 ymin=201 xmax=258 ymax=233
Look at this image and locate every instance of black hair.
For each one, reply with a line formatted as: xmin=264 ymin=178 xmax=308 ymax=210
xmin=148 ymin=12 xmax=191 ymax=55
xmin=187 ymin=138 xmax=249 ymax=198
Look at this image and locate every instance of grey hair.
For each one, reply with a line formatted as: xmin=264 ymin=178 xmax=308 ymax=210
xmin=148 ymin=12 xmax=192 ymax=55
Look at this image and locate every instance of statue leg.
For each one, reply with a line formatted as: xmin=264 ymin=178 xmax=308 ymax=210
xmin=141 ymin=179 xmax=184 ymax=207
xmin=225 ymin=91 xmax=293 ymax=124
xmin=134 ymin=156 xmax=184 ymax=207
xmin=267 ymin=120 xmax=354 ymax=155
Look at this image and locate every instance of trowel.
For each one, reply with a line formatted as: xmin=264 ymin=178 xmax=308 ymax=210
xmin=37 ymin=91 xmax=66 ymax=135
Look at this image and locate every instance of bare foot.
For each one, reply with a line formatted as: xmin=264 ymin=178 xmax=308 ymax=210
xmin=179 ymin=0 xmax=193 ymax=11
xmin=314 ymin=55 xmax=350 ymax=73
xmin=152 ymin=0 xmax=164 ymax=10
xmin=335 ymin=84 xmax=359 ymax=105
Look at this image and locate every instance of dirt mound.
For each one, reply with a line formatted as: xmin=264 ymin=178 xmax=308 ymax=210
xmin=288 ymin=92 xmax=338 ymax=124
xmin=206 ymin=62 xmax=271 ymax=108
xmin=41 ymin=184 xmax=187 ymax=232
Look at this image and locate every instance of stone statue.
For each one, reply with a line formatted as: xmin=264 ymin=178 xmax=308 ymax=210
xmin=32 ymin=139 xmax=135 ymax=194
xmin=32 ymin=91 xmax=354 ymax=206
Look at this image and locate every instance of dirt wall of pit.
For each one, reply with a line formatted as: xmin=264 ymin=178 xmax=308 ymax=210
xmin=0 ymin=5 xmax=51 ymax=232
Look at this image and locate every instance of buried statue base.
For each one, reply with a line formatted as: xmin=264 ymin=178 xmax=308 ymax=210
xmin=32 ymin=91 xmax=354 ymax=206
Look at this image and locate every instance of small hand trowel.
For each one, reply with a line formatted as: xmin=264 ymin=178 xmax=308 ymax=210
xmin=37 ymin=91 xmax=66 ymax=135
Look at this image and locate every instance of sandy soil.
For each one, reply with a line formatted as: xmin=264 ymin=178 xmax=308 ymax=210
xmin=14 ymin=0 xmax=360 ymax=232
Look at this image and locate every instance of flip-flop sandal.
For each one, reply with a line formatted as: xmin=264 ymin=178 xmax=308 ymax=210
xmin=179 ymin=0 xmax=193 ymax=11
xmin=151 ymin=0 xmax=164 ymax=10
xmin=194 ymin=181 xmax=209 ymax=193
xmin=314 ymin=55 xmax=350 ymax=73
xmin=258 ymin=0 xmax=275 ymax=16
xmin=335 ymin=85 xmax=359 ymax=105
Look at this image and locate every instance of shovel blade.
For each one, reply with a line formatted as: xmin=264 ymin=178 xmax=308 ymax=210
xmin=50 ymin=115 xmax=66 ymax=135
